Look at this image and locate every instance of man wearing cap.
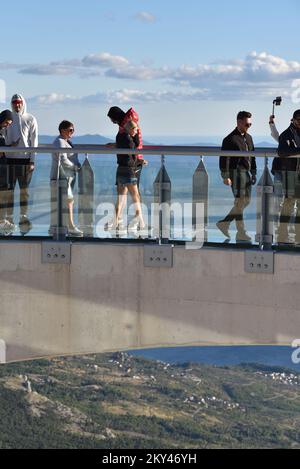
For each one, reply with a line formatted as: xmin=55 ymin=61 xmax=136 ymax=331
xmin=5 ymin=93 xmax=38 ymax=233
xmin=275 ymin=110 xmax=300 ymax=244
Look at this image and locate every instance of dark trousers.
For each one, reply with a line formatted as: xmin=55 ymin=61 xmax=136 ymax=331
xmin=0 ymin=162 xmax=9 ymax=221
xmin=276 ymin=170 xmax=300 ymax=243
xmin=277 ymin=197 xmax=300 ymax=243
xmin=0 ymin=162 xmax=33 ymax=221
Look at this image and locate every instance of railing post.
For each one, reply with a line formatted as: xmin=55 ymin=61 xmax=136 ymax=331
xmin=78 ymin=154 xmax=95 ymax=237
xmin=255 ymin=156 xmax=274 ymax=250
xmin=153 ymin=155 xmax=171 ymax=244
xmin=192 ymin=156 xmax=209 ymax=242
xmin=54 ymin=155 xmax=68 ymax=241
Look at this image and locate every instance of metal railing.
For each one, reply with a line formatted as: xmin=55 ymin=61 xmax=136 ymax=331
xmin=1 ymin=144 xmax=278 ymax=157
xmin=0 ymin=144 xmax=299 ymax=249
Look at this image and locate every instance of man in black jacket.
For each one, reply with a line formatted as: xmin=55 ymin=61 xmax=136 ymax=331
xmin=274 ymin=109 xmax=300 ymax=244
xmin=217 ymin=111 xmax=257 ymax=242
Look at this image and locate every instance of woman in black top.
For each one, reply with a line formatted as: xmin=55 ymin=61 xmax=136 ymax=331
xmin=109 ymin=120 xmax=145 ymax=231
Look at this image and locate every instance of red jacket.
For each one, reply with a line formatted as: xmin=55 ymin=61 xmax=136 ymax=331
xmin=119 ymin=108 xmax=143 ymax=160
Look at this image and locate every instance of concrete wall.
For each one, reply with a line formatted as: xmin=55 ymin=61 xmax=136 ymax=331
xmin=1 ymin=241 xmax=300 ymax=363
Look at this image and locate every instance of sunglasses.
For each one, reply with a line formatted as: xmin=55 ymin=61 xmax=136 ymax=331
xmin=245 ymin=123 xmax=252 ymax=128
xmin=68 ymin=128 xmax=75 ymax=133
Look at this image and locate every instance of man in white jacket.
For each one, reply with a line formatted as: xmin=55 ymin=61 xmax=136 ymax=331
xmin=5 ymin=93 xmax=38 ymax=233
xmin=269 ymin=114 xmax=279 ymax=143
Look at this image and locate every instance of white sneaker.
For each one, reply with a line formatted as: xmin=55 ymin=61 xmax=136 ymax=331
xmin=105 ymin=218 xmax=123 ymax=230
xmin=19 ymin=215 xmax=32 ymax=234
xmin=128 ymin=217 xmax=145 ymax=231
xmin=68 ymin=226 xmax=83 ymax=237
xmin=110 ymin=222 xmax=127 ymax=235
xmin=0 ymin=219 xmax=15 ymax=236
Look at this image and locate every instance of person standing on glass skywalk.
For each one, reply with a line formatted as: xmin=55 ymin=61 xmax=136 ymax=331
xmin=107 ymin=106 xmax=147 ymax=190
xmin=269 ymin=114 xmax=287 ymax=236
xmin=51 ymin=120 xmax=83 ymax=237
xmin=0 ymin=110 xmax=15 ymax=235
xmin=216 ymin=111 xmax=257 ymax=242
xmin=274 ymin=110 xmax=300 ymax=245
xmin=4 ymin=94 xmax=38 ymax=235
xmin=106 ymin=119 xmax=145 ymax=231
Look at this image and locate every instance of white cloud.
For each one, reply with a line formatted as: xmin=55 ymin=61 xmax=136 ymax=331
xmin=106 ymin=65 xmax=171 ymax=80
xmin=82 ymin=52 xmax=129 ymax=68
xmin=30 ymin=93 xmax=79 ymax=105
xmin=28 ymin=89 xmax=210 ymax=107
xmin=20 ymin=64 xmax=75 ymax=76
xmin=2 ymin=51 xmax=300 ymax=101
xmin=171 ymin=52 xmax=300 ymax=86
xmin=18 ymin=52 xmax=130 ymax=77
xmin=134 ymin=11 xmax=156 ymax=23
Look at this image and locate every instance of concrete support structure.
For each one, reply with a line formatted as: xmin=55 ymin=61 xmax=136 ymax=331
xmin=1 ymin=241 xmax=300 ymax=363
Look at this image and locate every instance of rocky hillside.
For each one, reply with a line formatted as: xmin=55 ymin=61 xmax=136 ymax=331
xmin=0 ymin=353 xmax=300 ymax=449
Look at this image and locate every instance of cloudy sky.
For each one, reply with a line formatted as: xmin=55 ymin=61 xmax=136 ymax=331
xmin=1 ymin=0 xmax=300 ymax=138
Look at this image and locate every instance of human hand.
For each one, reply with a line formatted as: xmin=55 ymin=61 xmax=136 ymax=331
xmin=269 ymin=115 xmax=275 ymax=124
xmin=251 ymin=175 xmax=257 ymax=185
xmin=223 ymin=178 xmax=232 ymax=186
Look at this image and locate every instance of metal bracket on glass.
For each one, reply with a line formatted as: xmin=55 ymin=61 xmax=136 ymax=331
xmin=256 ymin=185 xmax=274 ymax=194
xmin=144 ymin=244 xmax=173 ymax=268
xmin=255 ymin=234 xmax=273 ymax=244
xmin=244 ymin=250 xmax=274 ymax=274
xmin=262 ymin=186 xmax=274 ymax=194
xmin=42 ymin=241 xmax=72 ymax=264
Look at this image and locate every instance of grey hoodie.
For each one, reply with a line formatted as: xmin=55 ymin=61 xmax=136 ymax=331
xmin=5 ymin=94 xmax=38 ymax=162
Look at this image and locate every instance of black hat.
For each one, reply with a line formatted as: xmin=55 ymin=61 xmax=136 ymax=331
xmin=0 ymin=109 xmax=13 ymax=126
xmin=293 ymin=109 xmax=300 ymax=119
xmin=107 ymin=106 xmax=125 ymax=124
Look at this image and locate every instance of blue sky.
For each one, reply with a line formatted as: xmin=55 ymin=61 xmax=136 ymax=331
xmin=1 ymin=0 xmax=300 ymax=139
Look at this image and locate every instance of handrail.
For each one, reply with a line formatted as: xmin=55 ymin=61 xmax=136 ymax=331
xmin=0 ymin=144 xmax=289 ymax=158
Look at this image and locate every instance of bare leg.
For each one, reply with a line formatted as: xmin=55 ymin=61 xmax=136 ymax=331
xmin=128 ymin=184 xmax=145 ymax=227
xmin=115 ymin=185 xmax=128 ymax=223
xmin=68 ymin=199 xmax=75 ymax=229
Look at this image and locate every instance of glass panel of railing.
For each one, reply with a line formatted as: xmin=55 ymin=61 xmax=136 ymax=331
xmin=273 ymin=167 xmax=300 ymax=248
xmin=85 ymin=152 xmax=157 ymax=240
xmin=0 ymin=148 xmax=279 ymax=246
xmin=161 ymin=153 xmax=263 ymax=245
xmin=0 ymin=156 xmax=53 ymax=237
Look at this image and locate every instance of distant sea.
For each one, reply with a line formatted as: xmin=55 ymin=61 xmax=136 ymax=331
xmin=129 ymin=346 xmax=300 ymax=371
xmin=27 ymin=133 xmax=276 ymax=240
